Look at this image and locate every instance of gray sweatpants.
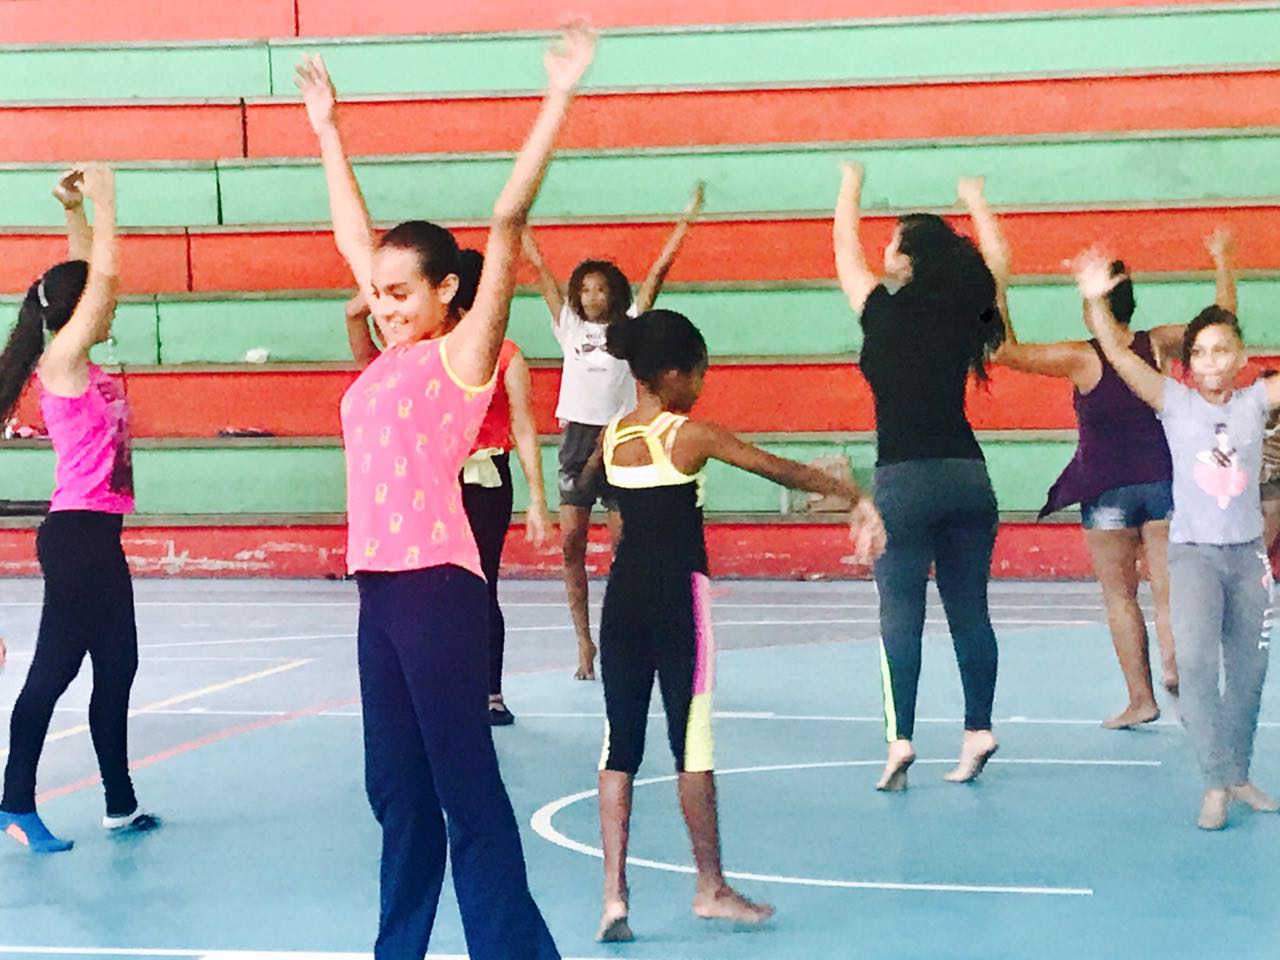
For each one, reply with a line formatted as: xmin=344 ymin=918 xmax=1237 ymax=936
xmin=1168 ymin=540 xmax=1274 ymax=789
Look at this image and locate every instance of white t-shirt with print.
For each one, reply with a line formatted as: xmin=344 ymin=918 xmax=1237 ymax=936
xmin=553 ymin=303 xmax=638 ymax=426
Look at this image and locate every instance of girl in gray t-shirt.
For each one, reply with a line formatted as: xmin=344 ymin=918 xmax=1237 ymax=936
xmin=1075 ymin=249 xmax=1280 ymax=831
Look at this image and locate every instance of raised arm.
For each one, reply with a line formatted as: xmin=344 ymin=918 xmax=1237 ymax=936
xmin=1076 ymin=250 xmax=1167 ymax=411
xmin=296 ymin=55 xmax=376 ymax=294
xmin=53 ymin=170 xmax=92 ymax=261
xmin=833 ymin=161 xmax=879 ymax=314
xmin=1208 ymin=226 xmax=1238 ymax=314
xmin=957 ymin=175 xmax=1012 ymax=330
xmin=504 ymin=348 xmax=552 ymax=544
xmin=447 ymin=22 xmax=596 ymax=387
xmin=520 ymin=226 xmax=565 ymax=322
xmin=38 ymin=167 xmax=119 ymax=394
xmin=634 ymin=180 xmax=705 ymax=313
xmin=344 ymin=292 xmax=381 ymax=367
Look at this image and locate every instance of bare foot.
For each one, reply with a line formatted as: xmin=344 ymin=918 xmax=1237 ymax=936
xmin=1230 ymin=782 xmax=1280 ymax=813
xmin=693 ymin=884 xmax=775 ymax=924
xmin=1198 ymin=788 xmax=1229 ymax=830
xmin=1101 ymin=703 xmax=1160 ymax=730
xmin=575 ymin=638 xmax=597 ymax=681
xmin=876 ymin=740 xmax=915 ymax=792
xmin=595 ymin=900 xmax=633 ymax=942
xmin=943 ymin=730 xmax=999 ymax=783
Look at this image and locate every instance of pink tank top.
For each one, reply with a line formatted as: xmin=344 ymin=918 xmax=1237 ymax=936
xmin=38 ymin=363 xmax=134 ymax=514
xmin=341 ymin=336 xmax=495 ymax=576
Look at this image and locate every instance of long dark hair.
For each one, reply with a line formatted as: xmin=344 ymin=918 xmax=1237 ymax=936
xmin=0 ymin=260 xmax=89 ymax=420
xmin=896 ymin=214 xmax=1005 ymax=381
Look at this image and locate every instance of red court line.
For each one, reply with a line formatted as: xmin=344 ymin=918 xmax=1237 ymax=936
xmin=296 ymin=0 xmax=1214 ymax=36
xmin=0 ymin=0 xmax=295 ymax=43
xmin=0 ymin=234 xmax=189 ymax=294
xmin=184 ymin=207 xmax=1280 ymax=292
xmin=37 ymin=697 xmax=359 ymax=806
xmin=246 ymin=72 xmax=1280 ymax=157
xmin=0 ymin=104 xmax=245 ymax=163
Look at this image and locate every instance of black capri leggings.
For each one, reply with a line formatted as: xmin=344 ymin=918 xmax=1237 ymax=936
xmin=872 ymin=458 xmax=999 ymax=742
xmin=460 ymin=452 xmax=514 ymax=697
xmin=2 ymin=510 xmax=139 ymax=817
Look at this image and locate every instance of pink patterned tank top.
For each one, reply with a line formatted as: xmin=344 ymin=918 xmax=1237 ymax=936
xmin=341 ymin=336 xmax=495 ymax=576
xmin=39 ymin=363 xmax=134 ymax=514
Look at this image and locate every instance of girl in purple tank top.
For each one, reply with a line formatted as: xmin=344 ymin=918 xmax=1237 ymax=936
xmin=0 ymin=168 xmax=157 ymax=853
xmin=964 ymin=177 xmax=1237 ymax=730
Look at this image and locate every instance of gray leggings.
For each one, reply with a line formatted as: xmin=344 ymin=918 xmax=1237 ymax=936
xmin=1168 ymin=541 xmax=1274 ymax=789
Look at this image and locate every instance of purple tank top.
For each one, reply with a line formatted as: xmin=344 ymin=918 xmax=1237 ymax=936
xmin=1039 ymin=330 xmax=1172 ymax=518
xmin=39 ymin=363 xmax=135 ymax=514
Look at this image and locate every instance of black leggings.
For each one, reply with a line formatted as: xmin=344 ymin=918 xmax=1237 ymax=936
xmin=2 ymin=511 xmax=139 ymax=816
xmin=873 ymin=459 xmax=999 ymax=741
xmin=460 ymin=453 xmax=514 ymax=697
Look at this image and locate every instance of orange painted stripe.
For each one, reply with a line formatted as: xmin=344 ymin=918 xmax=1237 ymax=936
xmin=247 ymin=71 xmax=1280 ymax=157
xmin=0 ymin=0 xmax=295 ymax=43
xmin=187 ymin=206 xmax=1280 ymax=293
xmin=0 ymin=233 xmax=189 ymax=295
xmin=297 ymin=0 xmax=1212 ymax=37
xmin=0 ymin=105 xmax=244 ymax=164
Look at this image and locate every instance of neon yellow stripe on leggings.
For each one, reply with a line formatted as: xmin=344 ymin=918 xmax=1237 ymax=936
xmin=878 ymin=639 xmax=898 ymax=743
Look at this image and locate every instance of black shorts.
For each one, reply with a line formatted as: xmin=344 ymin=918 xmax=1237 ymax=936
xmin=557 ymin=421 xmax=618 ymax=510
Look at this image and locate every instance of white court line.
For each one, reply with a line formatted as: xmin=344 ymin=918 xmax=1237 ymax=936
xmin=0 ymin=951 xmax=615 ymax=960
xmin=529 ymin=759 xmax=1147 ymax=897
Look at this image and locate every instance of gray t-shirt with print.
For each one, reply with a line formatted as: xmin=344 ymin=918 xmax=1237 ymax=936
xmin=1159 ymin=379 xmax=1269 ymax=544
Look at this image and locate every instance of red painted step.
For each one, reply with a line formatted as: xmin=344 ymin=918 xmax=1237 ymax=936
xmin=296 ymin=0 xmax=1215 ymax=38
xmin=0 ymin=0 xmax=295 ymax=43
xmin=0 ymin=233 xmax=189 ymax=295
xmin=187 ymin=205 xmax=1280 ymax=293
xmin=0 ymin=519 xmax=1095 ymax=579
xmin=246 ymin=72 xmax=1280 ymax=158
xmin=0 ymin=104 xmax=244 ymax=164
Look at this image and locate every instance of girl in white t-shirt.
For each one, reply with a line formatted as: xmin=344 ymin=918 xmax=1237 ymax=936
xmin=522 ymin=182 xmax=704 ymax=679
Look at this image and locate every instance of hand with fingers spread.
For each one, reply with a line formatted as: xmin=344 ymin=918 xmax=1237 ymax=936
xmin=1206 ymin=226 xmax=1236 ymax=265
xmin=295 ymin=54 xmax=339 ymax=135
xmin=849 ymin=496 xmax=887 ymax=565
xmin=52 ymin=170 xmax=84 ymax=210
xmin=544 ymin=20 xmax=597 ymax=92
xmin=1072 ymin=247 xmax=1121 ymax=305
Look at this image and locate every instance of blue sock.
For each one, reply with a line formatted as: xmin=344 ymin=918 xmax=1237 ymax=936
xmin=0 ymin=810 xmax=74 ymax=854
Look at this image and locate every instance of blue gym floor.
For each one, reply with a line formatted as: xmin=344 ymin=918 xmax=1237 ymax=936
xmin=0 ymin=578 xmax=1276 ymax=960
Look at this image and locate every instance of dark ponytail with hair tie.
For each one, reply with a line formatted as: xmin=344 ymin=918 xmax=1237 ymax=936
xmin=0 ymin=260 xmax=90 ymax=420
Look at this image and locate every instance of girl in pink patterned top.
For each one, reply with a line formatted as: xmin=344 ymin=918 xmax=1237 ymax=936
xmin=0 ymin=168 xmax=158 ymax=853
xmin=296 ymin=23 xmax=594 ymax=960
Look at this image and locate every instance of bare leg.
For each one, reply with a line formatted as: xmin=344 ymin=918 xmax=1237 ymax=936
xmin=1085 ymin=528 xmax=1160 ymax=728
xmin=560 ymin=504 xmax=597 ymax=680
xmin=606 ymin=509 xmax=623 ymax=549
xmin=1139 ymin=519 xmax=1178 ymax=695
xmin=679 ymin=772 xmax=774 ymax=924
xmin=596 ymin=770 xmax=634 ymax=942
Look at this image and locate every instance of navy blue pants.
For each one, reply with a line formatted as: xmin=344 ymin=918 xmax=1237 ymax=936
xmin=356 ymin=565 xmax=559 ymax=960
xmin=873 ymin=458 xmax=1000 ymax=741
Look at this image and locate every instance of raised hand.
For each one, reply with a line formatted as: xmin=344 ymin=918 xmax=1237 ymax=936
xmin=685 ymin=180 xmax=706 ymax=218
xmin=1206 ymin=226 xmax=1236 ymax=264
xmin=849 ymin=497 xmax=887 ymax=565
xmin=295 ymin=54 xmax=338 ymax=134
xmin=52 ymin=169 xmax=84 ymax=209
xmin=1072 ymin=247 xmax=1120 ymax=302
xmin=345 ymin=291 xmax=371 ymax=323
xmin=957 ymin=176 xmax=986 ymax=206
xmin=544 ymin=20 xmax=597 ymax=92
xmin=79 ymin=166 xmax=115 ymax=205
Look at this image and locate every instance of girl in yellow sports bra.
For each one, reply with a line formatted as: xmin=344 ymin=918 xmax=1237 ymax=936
xmin=580 ymin=309 xmax=886 ymax=943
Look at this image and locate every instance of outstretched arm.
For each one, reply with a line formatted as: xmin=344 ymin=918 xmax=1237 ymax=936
xmin=634 ymin=180 xmax=705 ymax=313
xmin=296 ymin=55 xmax=376 ymax=294
xmin=39 ymin=167 xmax=119 ymax=393
xmin=505 ymin=349 xmax=552 ymax=544
xmin=1076 ymin=249 xmax=1167 ymax=411
xmin=957 ymin=175 xmax=1012 ymax=335
xmin=447 ymin=22 xmax=597 ymax=387
xmin=833 ymin=161 xmax=880 ymax=314
xmin=521 ymin=226 xmax=566 ymax=322
xmin=54 ymin=170 xmax=92 ymax=262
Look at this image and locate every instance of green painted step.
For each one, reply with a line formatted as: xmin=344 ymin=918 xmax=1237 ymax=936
xmin=0 ymin=43 xmax=270 ymax=101
xmin=0 ymin=439 xmax=1073 ymax=514
xmin=148 ymin=280 xmax=1280 ymax=364
xmin=218 ymin=133 xmax=1280 ymax=224
xmin=267 ymin=9 xmax=1280 ymax=96
xmin=0 ymin=300 xmax=160 ymax=365
xmin=0 ymin=167 xmax=218 ymax=228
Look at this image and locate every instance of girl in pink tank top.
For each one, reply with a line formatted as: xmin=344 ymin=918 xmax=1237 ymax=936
xmin=0 ymin=168 xmax=157 ymax=854
xmin=297 ymin=23 xmax=594 ymax=960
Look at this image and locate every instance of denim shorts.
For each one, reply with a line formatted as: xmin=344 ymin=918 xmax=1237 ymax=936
xmin=1080 ymin=480 xmax=1173 ymax=530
